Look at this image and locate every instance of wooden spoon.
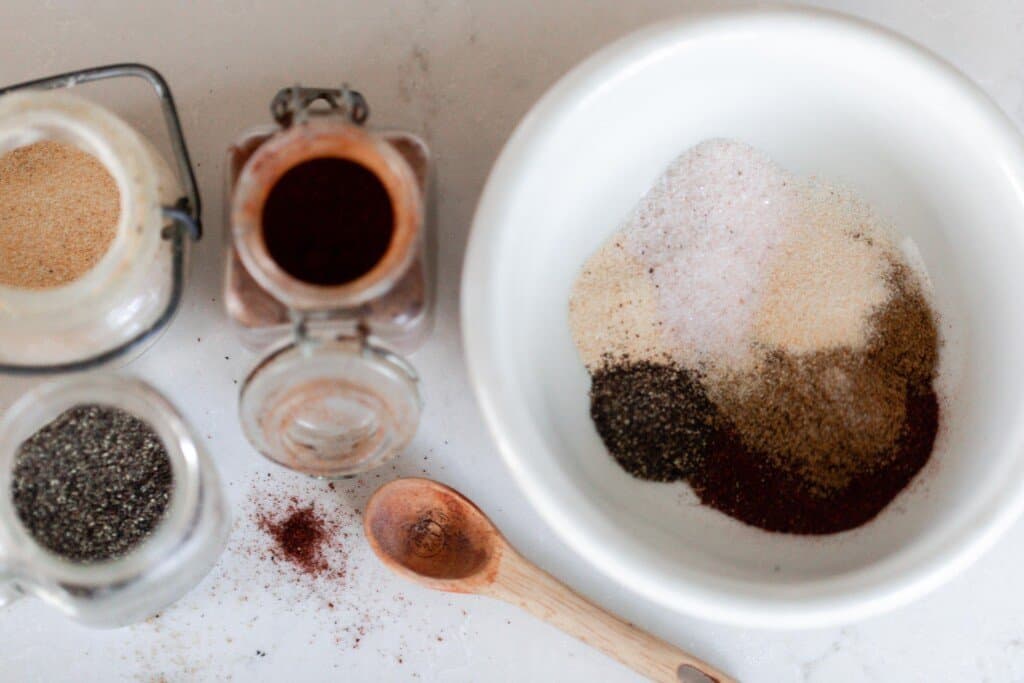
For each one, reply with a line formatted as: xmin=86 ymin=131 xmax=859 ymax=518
xmin=363 ymin=477 xmax=736 ymax=683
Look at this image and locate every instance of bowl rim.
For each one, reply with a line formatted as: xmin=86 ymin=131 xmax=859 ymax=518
xmin=461 ymin=6 xmax=1024 ymax=628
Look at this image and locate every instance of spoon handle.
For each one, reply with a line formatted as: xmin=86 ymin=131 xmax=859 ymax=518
xmin=489 ymin=552 xmax=736 ymax=683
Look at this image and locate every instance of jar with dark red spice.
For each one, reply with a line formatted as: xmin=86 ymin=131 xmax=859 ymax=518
xmin=224 ymin=85 xmax=433 ymax=478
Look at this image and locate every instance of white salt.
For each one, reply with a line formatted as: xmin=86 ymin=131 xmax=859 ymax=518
xmin=570 ymin=138 xmax=909 ymax=373
xmin=621 ymin=139 xmax=797 ymax=366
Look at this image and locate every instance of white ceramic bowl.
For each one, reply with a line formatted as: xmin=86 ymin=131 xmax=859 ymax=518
xmin=463 ymin=7 xmax=1024 ymax=628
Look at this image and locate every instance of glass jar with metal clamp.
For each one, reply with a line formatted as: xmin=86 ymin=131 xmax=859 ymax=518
xmin=0 ymin=64 xmax=202 ymax=374
xmin=224 ymin=84 xmax=434 ymax=478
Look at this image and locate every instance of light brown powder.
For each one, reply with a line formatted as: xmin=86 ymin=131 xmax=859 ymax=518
xmin=751 ymin=183 xmax=895 ymax=355
xmin=0 ymin=140 xmax=120 ymax=289
xmin=569 ymin=238 xmax=671 ymax=369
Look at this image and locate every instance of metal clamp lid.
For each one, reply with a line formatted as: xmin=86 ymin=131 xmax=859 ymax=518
xmin=270 ymin=84 xmax=369 ymax=128
xmin=0 ymin=63 xmax=202 ymax=375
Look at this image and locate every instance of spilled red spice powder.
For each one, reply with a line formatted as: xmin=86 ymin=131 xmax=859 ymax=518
xmin=169 ymin=473 xmax=453 ymax=663
xmin=259 ymin=505 xmax=330 ymax=575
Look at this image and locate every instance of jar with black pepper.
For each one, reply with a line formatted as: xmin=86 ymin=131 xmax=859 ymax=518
xmin=224 ymin=85 xmax=434 ymax=478
xmin=0 ymin=375 xmax=229 ymax=627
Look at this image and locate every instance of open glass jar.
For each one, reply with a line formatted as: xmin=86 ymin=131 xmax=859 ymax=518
xmin=0 ymin=65 xmax=224 ymax=626
xmin=0 ymin=64 xmax=201 ymax=374
xmin=224 ymin=86 xmax=433 ymax=478
xmin=0 ymin=375 xmax=229 ymax=627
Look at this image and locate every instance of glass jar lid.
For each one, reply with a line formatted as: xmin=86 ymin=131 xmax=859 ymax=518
xmin=239 ymin=336 xmax=421 ymax=478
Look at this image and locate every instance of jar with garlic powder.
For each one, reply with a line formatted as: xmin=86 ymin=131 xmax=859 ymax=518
xmin=0 ymin=65 xmax=200 ymax=373
xmin=225 ymin=85 xmax=434 ymax=477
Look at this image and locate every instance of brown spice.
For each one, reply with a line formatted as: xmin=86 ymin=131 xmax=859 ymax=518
xmin=867 ymin=264 xmax=939 ymax=384
xmin=259 ymin=505 xmax=330 ymax=575
xmin=0 ymin=141 xmax=120 ymax=289
xmin=714 ymin=264 xmax=938 ymax=493
xmin=715 ymin=349 xmax=907 ymax=492
xmin=690 ymin=380 xmax=938 ymax=534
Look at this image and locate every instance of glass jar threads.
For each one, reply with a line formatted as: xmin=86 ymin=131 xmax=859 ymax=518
xmin=224 ymin=85 xmax=434 ymax=478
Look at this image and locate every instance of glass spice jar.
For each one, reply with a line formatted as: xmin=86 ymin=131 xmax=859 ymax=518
xmin=0 ymin=65 xmax=224 ymax=627
xmin=0 ymin=64 xmax=201 ymax=374
xmin=224 ymin=85 xmax=434 ymax=478
xmin=0 ymin=375 xmax=230 ymax=627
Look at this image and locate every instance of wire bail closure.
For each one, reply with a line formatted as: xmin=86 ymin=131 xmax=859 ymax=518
xmin=270 ymin=85 xmax=369 ymax=128
xmin=0 ymin=63 xmax=202 ymax=376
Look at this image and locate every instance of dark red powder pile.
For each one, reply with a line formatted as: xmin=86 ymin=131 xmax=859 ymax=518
xmin=688 ymin=387 xmax=938 ymax=533
xmin=259 ymin=504 xmax=331 ymax=576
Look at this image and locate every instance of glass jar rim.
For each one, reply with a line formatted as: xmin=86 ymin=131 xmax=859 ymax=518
xmin=239 ymin=336 xmax=422 ymax=478
xmin=0 ymin=91 xmax=164 ymax=319
xmin=0 ymin=375 xmax=201 ymax=587
xmin=231 ymin=118 xmax=423 ymax=311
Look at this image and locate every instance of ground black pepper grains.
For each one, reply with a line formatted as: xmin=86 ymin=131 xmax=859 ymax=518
xmin=590 ymin=359 xmax=715 ymax=480
xmin=11 ymin=405 xmax=173 ymax=562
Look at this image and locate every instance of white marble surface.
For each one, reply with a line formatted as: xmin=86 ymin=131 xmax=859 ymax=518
xmin=2 ymin=1 xmax=1024 ymax=681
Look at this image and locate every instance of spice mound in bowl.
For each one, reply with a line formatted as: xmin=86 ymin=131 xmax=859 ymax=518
xmin=570 ymin=139 xmax=940 ymax=535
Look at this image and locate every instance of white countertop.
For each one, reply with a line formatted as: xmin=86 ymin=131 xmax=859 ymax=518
xmin=2 ymin=2 xmax=1024 ymax=681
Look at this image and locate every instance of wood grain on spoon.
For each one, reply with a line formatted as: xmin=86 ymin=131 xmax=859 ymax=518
xmin=363 ymin=477 xmax=736 ymax=683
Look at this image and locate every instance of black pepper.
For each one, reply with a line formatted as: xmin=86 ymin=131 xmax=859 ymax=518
xmin=589 ymin=359 xmax=716 ymax=481
xmin=11 ymin=404 xmax=174 ymax=562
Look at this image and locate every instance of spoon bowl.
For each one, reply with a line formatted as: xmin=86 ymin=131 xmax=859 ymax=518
xmin=364 ymin=477 xmax=503 ymax=591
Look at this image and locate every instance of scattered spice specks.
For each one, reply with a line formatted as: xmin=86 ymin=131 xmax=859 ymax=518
xmin=128 ymin=460 xmax=471 ymax=678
